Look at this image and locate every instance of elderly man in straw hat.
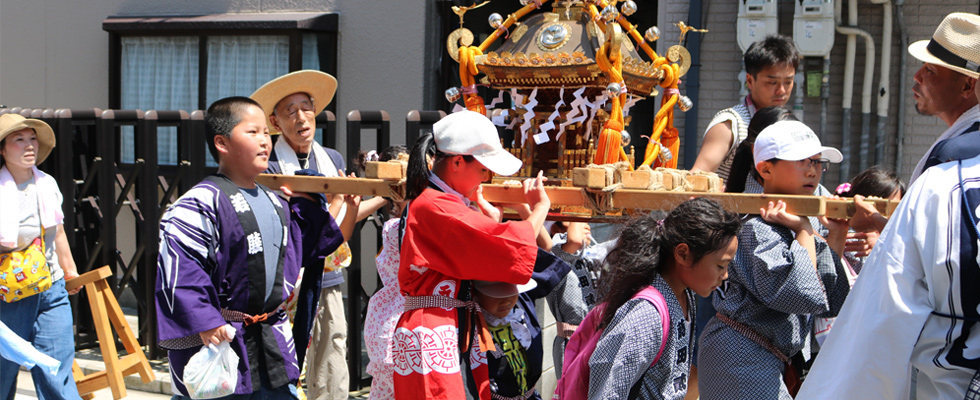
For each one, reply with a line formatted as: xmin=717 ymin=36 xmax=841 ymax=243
xmin=906 ymin=12 xmax=980 ymax=183
xmin=795 ymin=14 xmax=980 ymax=399
xmin=252 ymin=70 xmax=352 ymax=400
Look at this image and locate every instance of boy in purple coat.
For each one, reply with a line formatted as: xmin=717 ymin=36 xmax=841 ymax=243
xmin=155 ymin=97 xmax=358 ymax=398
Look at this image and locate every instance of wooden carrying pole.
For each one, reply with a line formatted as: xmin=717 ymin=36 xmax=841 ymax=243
xmin=66 ymin=266 xmax=155 ymax=400
xmin=255 ymin=174 xmax=898 ymax=219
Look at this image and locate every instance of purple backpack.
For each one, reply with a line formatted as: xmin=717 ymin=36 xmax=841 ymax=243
xmin=553 ymin=286 xmax=670 ymax=400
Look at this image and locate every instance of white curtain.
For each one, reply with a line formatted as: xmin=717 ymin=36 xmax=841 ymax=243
xmin=303 ymin=33 xmax=320 ymax=71
xmin=120 ymin=36 xmax=199 ymax=165
xmin=302 ymin=33 xmax=324 ymax=144
xmin=205 ymin=35 xmax=289 ymax=106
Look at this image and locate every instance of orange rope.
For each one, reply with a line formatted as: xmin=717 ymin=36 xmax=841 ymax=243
xmin=641 ymin=61 xmax=680 ymax=168
xmin=459 ymin=46 xmax=486 ymax=115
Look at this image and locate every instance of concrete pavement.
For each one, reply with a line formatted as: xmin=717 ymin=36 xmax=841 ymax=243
xmin=14 ymin=369 xmax=170 ymax=399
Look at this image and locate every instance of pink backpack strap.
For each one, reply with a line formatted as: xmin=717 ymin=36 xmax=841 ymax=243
xmin=634 ymin=286 xmax=670 ymax=365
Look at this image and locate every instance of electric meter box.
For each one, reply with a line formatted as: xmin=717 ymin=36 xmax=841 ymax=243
xmin=793 ymin=0 xmax=836 ymax=57
xmin=737 ymin=0 xmax=779 ymax=53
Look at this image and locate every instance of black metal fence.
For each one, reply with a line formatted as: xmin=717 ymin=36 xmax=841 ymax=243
xmin=0 ymin=106 xmax=444 ymax=389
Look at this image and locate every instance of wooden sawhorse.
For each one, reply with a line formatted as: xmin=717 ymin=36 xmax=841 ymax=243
xmin=66 ymin=266 xmax=155 ymax=399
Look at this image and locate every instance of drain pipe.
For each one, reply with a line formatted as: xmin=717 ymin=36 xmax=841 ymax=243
xmin=871 ymin=0 xmax=893 ymax=168
xmin=820 ymin=55 xmax=831 ymax=142
xmin=793 ymin=61 xmax=805 ymax=121
xmin=894 ymin=0 xmax=909 ymax=175
xmin=835 ymin=0 xmax=876 ymax=180
xmin=682 ymin=0 xmax=705 ymax=169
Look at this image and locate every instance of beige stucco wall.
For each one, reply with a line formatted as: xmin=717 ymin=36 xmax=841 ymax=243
xmin=0 ymin=0 xmax=423 ymax=147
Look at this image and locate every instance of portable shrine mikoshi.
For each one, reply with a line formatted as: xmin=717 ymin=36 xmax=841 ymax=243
xmin=444 ymin=0 xmax=706 ymax=175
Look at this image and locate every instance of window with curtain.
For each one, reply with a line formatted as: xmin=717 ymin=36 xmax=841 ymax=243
xmin=205 ymin=35 xmax=290 ymax=106
xmin=302 ymin=33 xmax=326 ymax=145
xmin=119 ymin=35 xmax=296 ymax=166
xmin=120 ymin=36 xmax=198 ymax=165
xmin=108 ymin=14 xmax=337 ymax=168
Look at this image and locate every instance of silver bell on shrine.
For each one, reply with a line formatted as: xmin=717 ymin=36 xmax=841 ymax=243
xmin=645 ymin=26 xmax=661 ymax=42
xmin=620 ymin=131 xmax=631 ymax=147
xmin=601 ymin=5 xmax=620 ymax=22
xmin=445 ymin=87 xmax=461 ymax=103
xmin=489 ymin=13 xmax=504 ymax=29
xmin=659 ymin=144 xmax=673 ymax=163
xmin=605 ymin=82 xmax=622 ymax=98
xmin=678 ymin=95 xmax=693 ymax=112
xmin=620 ymin=0 xmax=637 ymax=17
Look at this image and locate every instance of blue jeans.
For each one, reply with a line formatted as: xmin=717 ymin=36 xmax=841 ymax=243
xmin=0 ymin=279 xmax=80 ymax=400
xmin=171 ymin=383 xmax=298 ymax=400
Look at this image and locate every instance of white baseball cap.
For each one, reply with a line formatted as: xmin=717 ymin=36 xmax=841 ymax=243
xmin=473 ymin=278 xmax=537 ymax=298
xmin=753 ymin=120 xmax=843 ymax=165
xmin=433 ymin=110 xmax=523 ymax=176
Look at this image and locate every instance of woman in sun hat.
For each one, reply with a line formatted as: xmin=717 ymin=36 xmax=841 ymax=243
xmin=0 ymin=113 xmax=81 ymax=399
xmin=390 ymin=110 xmax=552 ymax=400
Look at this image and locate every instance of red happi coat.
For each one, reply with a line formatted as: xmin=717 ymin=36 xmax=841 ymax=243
xmin=392 ymin=188 xmax=537 ymax=400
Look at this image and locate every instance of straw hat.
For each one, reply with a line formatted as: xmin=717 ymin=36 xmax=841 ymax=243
xmin=250 ymin=70 xmax=337 ymax=134
xmin=908 ymin=12 xmax=980 ymax=79
xmin=0 ymin=114 xmax=56 ymax=164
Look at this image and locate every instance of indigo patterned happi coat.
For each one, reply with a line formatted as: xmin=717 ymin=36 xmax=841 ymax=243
xmin=156 ymin=178 xmax=343 ymax=396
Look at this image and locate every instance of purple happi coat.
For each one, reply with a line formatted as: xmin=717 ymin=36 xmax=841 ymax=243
xmin=155 ymin=178 xmax=342 ymax=396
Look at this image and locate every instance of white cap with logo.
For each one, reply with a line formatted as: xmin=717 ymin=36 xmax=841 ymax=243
xmin=433 ymin=110 xmax=523 ymax=176
xmin=753 ymin=120 xmax=843 ymax=165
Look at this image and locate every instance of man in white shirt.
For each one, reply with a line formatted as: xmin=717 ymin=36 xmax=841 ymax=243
xmin=691 ymin=35 xmax=799 ymax=181
xmin=796 ymin=151 xmax=980 ymax=399
xmin=906 ymin=12 xmax=980 ymax=183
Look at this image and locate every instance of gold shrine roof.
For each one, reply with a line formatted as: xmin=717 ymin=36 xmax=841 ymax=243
xmin=476 ymin=9 xmax=661 ymax=95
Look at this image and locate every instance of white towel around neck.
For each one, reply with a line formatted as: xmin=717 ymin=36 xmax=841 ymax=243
xmin=273 ymin=138 xmax=345 ymax=221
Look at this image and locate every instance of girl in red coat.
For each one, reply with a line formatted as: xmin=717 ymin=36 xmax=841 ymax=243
xmin=391 ymin=110 xmax=550 ymax=400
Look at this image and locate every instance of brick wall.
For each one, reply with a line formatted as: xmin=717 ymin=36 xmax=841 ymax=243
xmin=660 ymin=0 xmax=978 ymax=186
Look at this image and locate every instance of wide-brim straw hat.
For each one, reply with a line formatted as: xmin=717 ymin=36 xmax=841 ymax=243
xmin=0 ymin=114 xmax=56 ymax=164
xmin=250 ymin=70 xmax=337 ymax=134
xmin=908 ymin=12 xmax=980 ymax=79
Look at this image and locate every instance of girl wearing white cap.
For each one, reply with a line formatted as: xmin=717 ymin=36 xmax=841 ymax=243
xmin=391 ymin=110 xmax=551 ymax=400
xmin=0 ymin=114 xmax=80 ymax=399
xmin=698 ymin=120 xmax=852 ymax=399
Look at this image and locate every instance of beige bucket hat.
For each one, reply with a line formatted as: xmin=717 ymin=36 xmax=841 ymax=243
xmin=908 ymin=12 xmax=980 ymax=79
xmin=0 ymin=114 xmax=56 ymax=164
xmin=250 ymin=70 xmax=338 ymax=134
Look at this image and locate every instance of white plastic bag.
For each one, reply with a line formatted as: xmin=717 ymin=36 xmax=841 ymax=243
xmin=183 ymin=340 xmax=239 ymax=399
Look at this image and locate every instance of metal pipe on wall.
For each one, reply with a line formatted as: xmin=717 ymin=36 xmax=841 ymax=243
xmin=871 ymin=0 xmax=893 ymax=168
xmin=820 ymin=55 xmax=831 ymax=142
xmin=835 ymin=0 xmax=876 ymax=181
xmin=682 ymin=0 xmax=705 ymax=169
xmin=895 ymin=0 xmax=909 ymax=175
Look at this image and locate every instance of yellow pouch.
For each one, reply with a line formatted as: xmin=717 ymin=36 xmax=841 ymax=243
xmin=0 ymin=236 xmax=52 ymax=303
xmin=323 ymin=242 xmax=352 ymax=272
